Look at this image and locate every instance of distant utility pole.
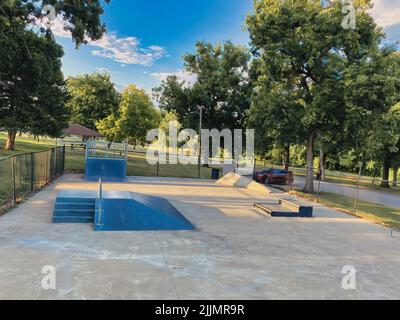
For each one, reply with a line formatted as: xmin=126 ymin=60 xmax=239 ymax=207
xmin=198 ymin=106 xmax=203 ymax=178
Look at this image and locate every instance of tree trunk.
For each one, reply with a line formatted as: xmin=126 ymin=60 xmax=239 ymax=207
xmin=380 ymin=153 xmax=391 ymax=188
xmin=319 ymin=148 xmax=327 ymax=181
xmin=393 ymin=166 xmax=398 ymax=187
xmin=283 ymin=146 xmax=290 ymax=170
xmin=5 ymin=130 xmax=17 ymax=150
xmin=304 ymin=132 xmax=316 ymax=193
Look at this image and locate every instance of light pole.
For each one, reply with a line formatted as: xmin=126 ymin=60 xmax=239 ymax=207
xmin=189 ymin=106 xmax=204 ymax=178
xmin=197 ymin=106 xmax=203 ymax=178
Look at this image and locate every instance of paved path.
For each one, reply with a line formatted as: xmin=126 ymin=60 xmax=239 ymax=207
xmin=293 ymin=176 xmax=400 ymax=208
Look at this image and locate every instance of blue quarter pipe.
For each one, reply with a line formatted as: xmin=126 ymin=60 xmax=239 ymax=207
xmin=85 ymin=158 xmax=127 ymax=182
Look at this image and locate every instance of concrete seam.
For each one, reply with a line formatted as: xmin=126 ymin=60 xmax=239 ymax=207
xmin=155 ymin=233 xmax=180 ymax=300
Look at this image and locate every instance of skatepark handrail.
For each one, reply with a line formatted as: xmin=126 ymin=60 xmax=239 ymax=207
xmin=96 ymin=178 xmax=103 ymax=226
xmin=86 ymin=140 xmax=128 ymax=160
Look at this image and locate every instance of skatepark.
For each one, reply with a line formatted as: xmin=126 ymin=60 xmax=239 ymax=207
xmin=1 ymin=172 xmax=400 ymax=299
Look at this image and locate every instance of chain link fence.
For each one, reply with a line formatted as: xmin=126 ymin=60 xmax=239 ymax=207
xmin=63 ymin=146 xmax=218 ymax=179
xmin=0 ymin=146 xmax=65 ymax=214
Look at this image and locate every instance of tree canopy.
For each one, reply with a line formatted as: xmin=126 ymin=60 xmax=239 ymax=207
xmin=8 ymin=0 xmax=111 ymax=47
xmin=0 ymin=4 xmax=68 ymax=149
xmin=154 ymin=41 xmax=251 ymax=131
xmin=66 ymin=73 xmax=120 ymax=130
xmin=246 ymin=0 xmax=383 ymax=192
xmin=0 ymin=0 xmax=111 ymax=149
xmin=97 ymin=85 xmax=161 ymax=147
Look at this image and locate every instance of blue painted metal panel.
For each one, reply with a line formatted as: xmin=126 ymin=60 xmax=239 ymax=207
xmin=85 ymin=158 xmax=126 ymax=182
xmin=52 ymin=189 xmax=195 ymax=231
xmin=94 ymin=192 xmax=195 ymax=231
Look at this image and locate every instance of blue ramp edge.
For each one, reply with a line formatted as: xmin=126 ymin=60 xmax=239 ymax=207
xmin=94 ymin=192 xmax=195 ymax=231
xmin=85 ymin=158 xmax=126 ymax=182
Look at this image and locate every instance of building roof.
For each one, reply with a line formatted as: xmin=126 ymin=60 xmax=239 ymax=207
xmin=62 ymin=124 xmax=103 ymax=138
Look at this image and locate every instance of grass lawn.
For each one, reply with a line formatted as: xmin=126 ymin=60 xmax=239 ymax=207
xmin=0 ymin=133 xmax=54 ymax=158
xmin=292 ymin=190 xmax=400 ymax=230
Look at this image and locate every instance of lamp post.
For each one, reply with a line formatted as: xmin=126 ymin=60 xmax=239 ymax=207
xmin=189 ymin=106 xmax=204 ymax=178
xmin=197 ymin=106 xmax=203 ymax=178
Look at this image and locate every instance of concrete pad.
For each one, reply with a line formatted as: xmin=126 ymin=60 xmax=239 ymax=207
xmin=0 ymin=174 xmax=399 ymax=299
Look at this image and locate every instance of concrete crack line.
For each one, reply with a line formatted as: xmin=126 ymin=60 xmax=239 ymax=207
xmin=155 ymin=234 xmax=180 ymax=300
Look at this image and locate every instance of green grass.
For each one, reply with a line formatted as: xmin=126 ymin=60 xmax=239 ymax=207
xmin=0 ymin=133 xmax=54 ymax=159
xmin=292 ymin=190 xmax=400 ymax=230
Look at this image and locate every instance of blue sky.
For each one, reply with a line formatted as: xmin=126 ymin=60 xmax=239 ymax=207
xmin=53 ymin=0 xmax=399 ymax=93
xmin=56 ymin=0 xmax=253 ymax=93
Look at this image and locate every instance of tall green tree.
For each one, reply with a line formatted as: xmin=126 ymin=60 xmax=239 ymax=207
xmin=0 ymin=5 xmax=68 ymax=150
xmin=154 ymin=41 xmax=251 ymax=131
xmin=153 ymin=76 xmax=192 ymax=127
xmin=344 ymin=48 xmax=400 ymax=187
xmin=0 ymin=0 xmax=111 ymax=149
xmin=246 ymin=0 xmax=382 ymax=192
xmin=247 ymin=58 xmax=305 ymax=169
xmin=98 ymin=85 xmax=161 ymax=147
xmin=66 ymin=73 xmax=120 ymax=130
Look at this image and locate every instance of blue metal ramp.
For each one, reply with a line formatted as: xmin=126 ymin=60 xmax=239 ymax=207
xmin=52 ymin=189 xmax=195 ymax=231
xmin=84 ymin=141 xmax=127 ymax=182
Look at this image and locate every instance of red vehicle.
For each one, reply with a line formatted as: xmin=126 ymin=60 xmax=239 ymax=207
xmin=254 ymin=169 xmax=294 ymax=185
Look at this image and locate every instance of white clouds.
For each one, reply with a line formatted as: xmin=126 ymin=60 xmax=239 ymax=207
xmin=95 ymin=67 xmax=110 ymax=73
xmin=150 ymin=70 xmax=197 ymax=85
xmin=90 ymin=34 xmax=166 ymax=66
xmin=370 ymin=0 xmax=400 ymax=28
xmin=40 ymin=16 xmax=167 ymax=66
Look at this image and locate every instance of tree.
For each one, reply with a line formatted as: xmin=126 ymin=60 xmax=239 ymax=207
xmin=66 ymin=73 xmax=120 ymax=130
xmin=98 ymin=85 xmax=161 ymax=147
xmin=0 ymin=0 xmax=111 ymax=149
xmin=153 ymin=76 xmax=192 ymax=127
xmin=246 ymin=0 xmax=382 ymax=193
xmin=344 ymin=48 xmax=400 ymax=187
xmin=0 ymin=6 xmax=68 ymax=150
xmin=96 ymin=113 xmax=119 ymax=142
xmin=154 ymin=41 xmax=251 ymax=131
xmin=158 ymin=111 xmax=182 ymax=152
xmin=10 ymin=0 xmax=111 ymax=47
xmin=247 ymin=58 xmax=305 ymax=169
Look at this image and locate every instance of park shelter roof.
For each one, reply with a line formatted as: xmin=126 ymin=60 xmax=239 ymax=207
xmin=62 ymin=124 xmax=103 ymax=138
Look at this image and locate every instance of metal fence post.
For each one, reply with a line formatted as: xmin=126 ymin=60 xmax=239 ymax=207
xmin=62 ymin=145 xmax=66 ymax=173
xmin=156 ymin=160 xmax=160 ymax=176
xmin=353 ymin=165 xmax=362 ymax=214
xmin=30 ymin=152 xmax=34 ymax=191
xmin=53 ymin=147 xmax=57 ymax=179
xmin=45 ymin=150 xmax=48 ymax=183
xmin=11 ymin=156 xmax=16 ymax=205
